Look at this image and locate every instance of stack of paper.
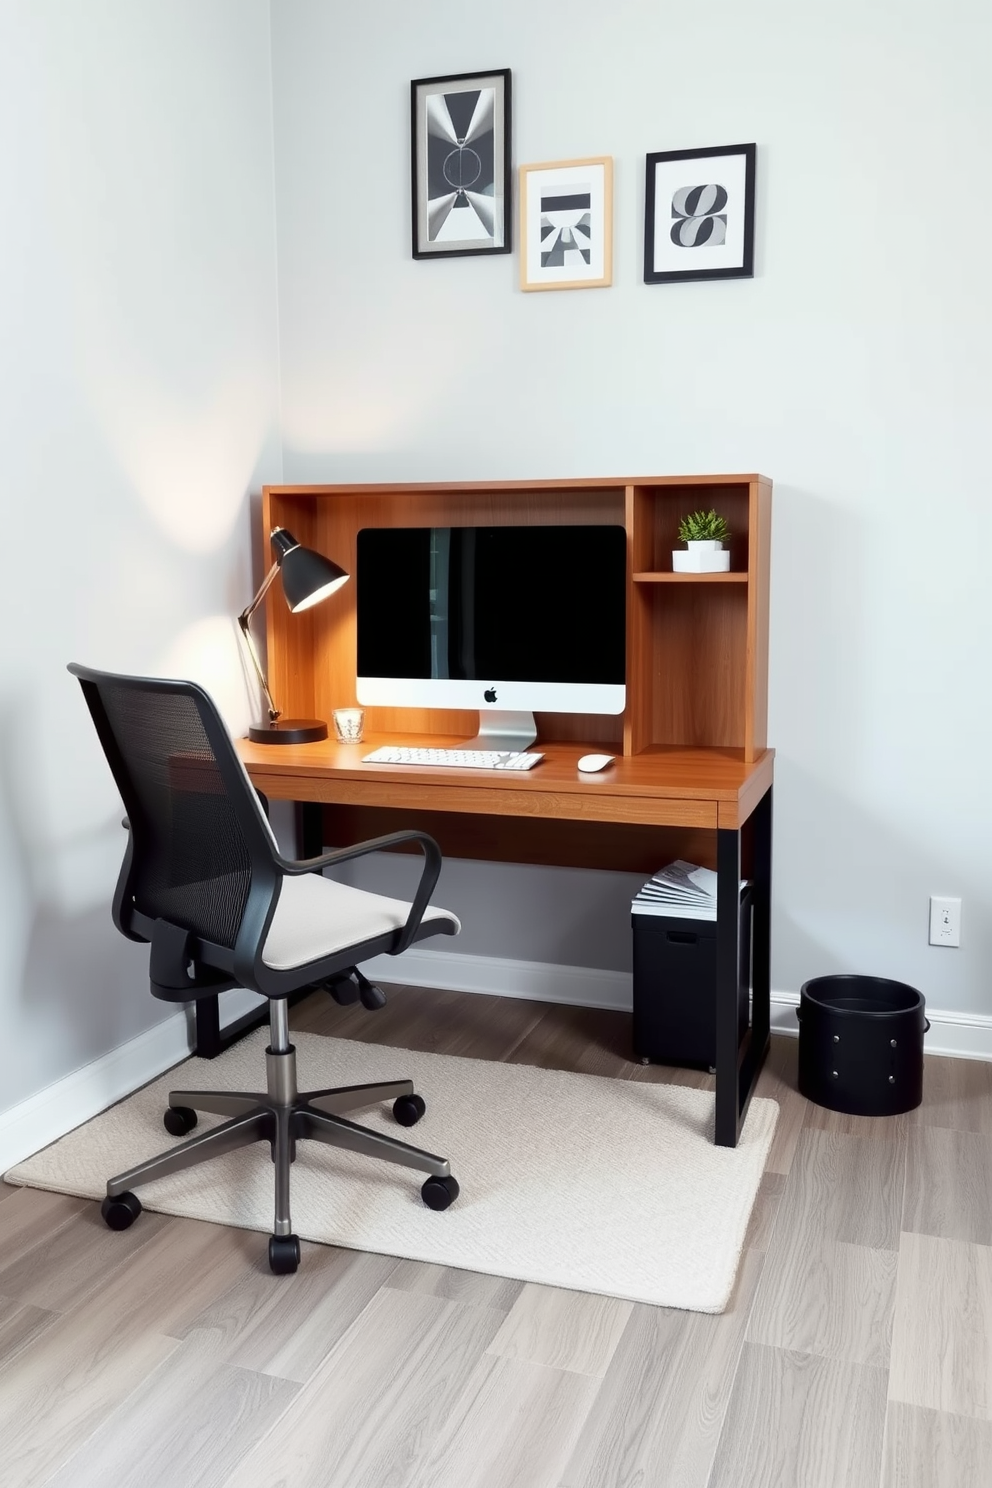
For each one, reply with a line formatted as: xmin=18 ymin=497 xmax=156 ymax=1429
xmin=631 ymin=860 xmax=746 ymax=920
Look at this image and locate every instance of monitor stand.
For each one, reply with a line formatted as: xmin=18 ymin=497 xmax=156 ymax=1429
xmin=465 ymin=710 xmax=537 ymax=753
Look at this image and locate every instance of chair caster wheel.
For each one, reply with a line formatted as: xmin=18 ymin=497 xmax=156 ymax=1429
xmin=101 ymin=1191 xmax=142 ymax=1231
xmin=393 ymin=1093 xmax=426 ymax=1127
xmin=268 ymin=1234 xmax=301 ymax=1274
xmin=421 ymin=1174 xmax=459 ymax=1211
xmin=164 ymin=1105 xmax=198 ymax=1136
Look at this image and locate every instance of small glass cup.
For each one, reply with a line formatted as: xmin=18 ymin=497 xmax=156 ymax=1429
xmin=332 ymin=707 xmax=365 ymax=744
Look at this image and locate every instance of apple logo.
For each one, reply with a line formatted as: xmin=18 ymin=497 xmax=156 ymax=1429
xmin=483 ymin=686 xmax=497 ymax=703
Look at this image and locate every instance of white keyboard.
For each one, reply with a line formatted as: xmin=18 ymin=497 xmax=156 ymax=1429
xmin=362 ymin=746 xmax=544 ymax=771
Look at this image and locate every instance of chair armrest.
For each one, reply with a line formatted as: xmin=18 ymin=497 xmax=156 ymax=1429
xmin=274 ymin=830 xmax=438 ymax=878
xmin=275 ymin=831 xmax=443 ymax=957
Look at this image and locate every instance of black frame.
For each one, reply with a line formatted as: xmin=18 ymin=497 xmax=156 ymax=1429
xmin=411 ymin=68 xmax=512 ymax=259
xmin=715 ymin=784 xmax=772 ymax=1146
xmin=644 ymin=143 xmax=756 ymax=285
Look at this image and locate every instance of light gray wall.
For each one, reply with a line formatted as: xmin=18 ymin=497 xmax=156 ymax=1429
xmin=3 ymin=1 xmax=990 ymax=1128
xmin=270 ymin=1 xmax=992 ymax=1010
xmin=0 ymin=1 xmax=282 ymax=1116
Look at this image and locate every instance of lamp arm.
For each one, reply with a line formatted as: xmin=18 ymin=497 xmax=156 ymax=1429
xmin=238 ymin=561 xmax=282 ymax=724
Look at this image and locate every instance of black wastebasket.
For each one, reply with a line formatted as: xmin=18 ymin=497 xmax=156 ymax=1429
xmin=797 ymin=974 xmax=929 ymax=1116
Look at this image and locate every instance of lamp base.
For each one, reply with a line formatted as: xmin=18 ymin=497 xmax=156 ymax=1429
xmin=248 ymin=719 xmax=328 ymax=745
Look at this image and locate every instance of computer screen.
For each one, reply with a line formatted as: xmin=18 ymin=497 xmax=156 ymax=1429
xmin=356 ymin=524 xmax=627 ymax=715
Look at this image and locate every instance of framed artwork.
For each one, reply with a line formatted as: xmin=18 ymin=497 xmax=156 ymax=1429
xmin=644 ymin=143 xmax=756 ymax=284
xmin=411 ymin=68 xmax=511 ymax=259
xmin=519 ymin=157 xmax=613 ymax=292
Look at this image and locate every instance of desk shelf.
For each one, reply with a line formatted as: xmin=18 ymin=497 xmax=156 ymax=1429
xmin=632 ymin=572 xmax=749 ymax=583
xmin=259 ymin=473 xmax=771 ymax=763
xmin=627 ymin=476 xmax=769 ymax=761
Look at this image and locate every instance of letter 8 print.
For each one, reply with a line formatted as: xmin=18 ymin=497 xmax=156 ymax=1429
xmin=670 ymin=183 xmax=728 ymax=247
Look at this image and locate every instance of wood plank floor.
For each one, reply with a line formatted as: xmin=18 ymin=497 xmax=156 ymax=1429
xmin=3 ymin=985 xmax=991 ymax=1487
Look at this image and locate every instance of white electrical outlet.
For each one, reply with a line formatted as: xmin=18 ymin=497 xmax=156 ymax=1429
xmin=929 ymin=896 xmax=961 ymax=947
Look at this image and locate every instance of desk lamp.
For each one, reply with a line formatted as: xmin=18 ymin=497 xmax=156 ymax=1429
xmin=239 ymin=527 xmax=349 ymax=744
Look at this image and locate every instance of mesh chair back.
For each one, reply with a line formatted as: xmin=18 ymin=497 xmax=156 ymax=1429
xmin=71 ymin=668 xmax=272 ymax=950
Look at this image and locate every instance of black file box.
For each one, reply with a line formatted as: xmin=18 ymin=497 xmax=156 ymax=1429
xmin=632 ymin=885 xmax=752 ymax=1069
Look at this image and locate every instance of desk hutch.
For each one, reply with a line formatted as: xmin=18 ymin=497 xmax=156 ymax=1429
xmin=235 ymin=475 xmax=774 ymax=1146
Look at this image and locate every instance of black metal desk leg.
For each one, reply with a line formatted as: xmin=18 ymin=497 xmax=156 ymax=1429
xmin=715 ymin=826 xmax=742 ymax=1146
xmin=297 ymin=802 xmax=325 ymax=860
xmin=751 ymin=786 xmax=773 ymax=1060
xmin=193 ymin=994 xmax=223 ymax=1059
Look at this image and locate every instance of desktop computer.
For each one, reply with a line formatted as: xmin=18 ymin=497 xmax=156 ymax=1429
xmin=356 ymin=523 xmax=626 ymax=758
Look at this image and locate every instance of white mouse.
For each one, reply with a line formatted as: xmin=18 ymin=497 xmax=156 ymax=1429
xmin=577 ymin=753 xmax=615 ymax=773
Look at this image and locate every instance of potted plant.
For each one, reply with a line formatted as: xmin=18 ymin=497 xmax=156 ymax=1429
xmin=673 ymin=509 xmax=731 ymax=572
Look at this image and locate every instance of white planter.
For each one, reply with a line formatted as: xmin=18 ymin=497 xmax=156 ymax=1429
xmin=672 ymin=540 xmax=730 ymax=573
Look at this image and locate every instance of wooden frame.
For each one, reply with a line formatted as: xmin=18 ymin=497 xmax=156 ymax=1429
xmin=519 ymin=157 xmax=613 ymax=291
xmin=644 ymin=143 xmax=755 ymax=284
xmin=256 ymin=474 xmax=771 ymax=764
xmin=411 ymin=68 xmax=511 ymax=259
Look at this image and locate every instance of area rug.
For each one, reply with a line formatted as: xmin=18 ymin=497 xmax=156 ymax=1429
xmin=7 ymin=1031 xmax=778 ymax=1313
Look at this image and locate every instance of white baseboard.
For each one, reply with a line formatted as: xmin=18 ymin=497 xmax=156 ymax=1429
xmin=769 ymin=991 xmax=800 ymax=1039
xmin=767 ymin=989 xmax=992 ymax=1061
xmin=919 ymin=1007 xmax=992 ymax=1061
xmin=368 ymin=947 xmax=992 ymax=1063
xmin=0 ymin=988 xmax=265 ymax=1178
xmin=6 ymin=955 xmax=991 ymax=1179
xmin=363 ymin=945 xmax=634 ymax=1011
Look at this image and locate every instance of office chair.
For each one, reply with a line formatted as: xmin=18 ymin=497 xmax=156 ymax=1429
xmin=68 ymin=663 xmax=461 ymax=1274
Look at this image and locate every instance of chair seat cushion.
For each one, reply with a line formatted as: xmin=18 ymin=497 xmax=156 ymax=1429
xmin=262 ymin=872 xmax=460 ymax=971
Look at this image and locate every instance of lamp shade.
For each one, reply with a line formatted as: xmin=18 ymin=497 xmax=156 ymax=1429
xmin=271 ymin=528 xmax=349 ymax=612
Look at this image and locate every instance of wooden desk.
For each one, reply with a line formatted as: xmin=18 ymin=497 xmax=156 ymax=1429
xmin=236 ymin=733 xmax=774 ymax=1147
xmin=233 ymin=474 xmax=775 ymax=1143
